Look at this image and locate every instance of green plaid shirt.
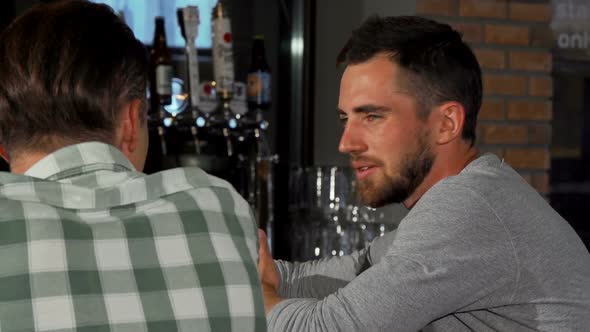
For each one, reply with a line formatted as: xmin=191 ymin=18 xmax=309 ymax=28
xmin=0 ymin=142 xmax=266 ymax=331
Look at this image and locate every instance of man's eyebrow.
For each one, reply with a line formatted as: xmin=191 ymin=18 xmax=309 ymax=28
xmin=352 ymin=105 xmax=391 ymax=114
xmin=352 ymin=105 xmax=391 ymax=113
xmin=337 ymin=105 xmax=391 ymax=117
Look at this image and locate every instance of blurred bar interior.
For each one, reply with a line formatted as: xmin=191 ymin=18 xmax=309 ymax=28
xmin=0 ymin=0 xmax=588 ymax=259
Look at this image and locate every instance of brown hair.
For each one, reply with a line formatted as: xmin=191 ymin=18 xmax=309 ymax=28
xmin=337 ymin=16 xmax=482 ymax=146
xmin=0 ymin=0 xmax=148 ymax=157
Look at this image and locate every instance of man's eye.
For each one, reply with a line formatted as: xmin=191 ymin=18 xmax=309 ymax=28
xmin=338 ymin=116 xmax=348 ymax=124
xmin=366 ymin=114 xmax=380 ymax=122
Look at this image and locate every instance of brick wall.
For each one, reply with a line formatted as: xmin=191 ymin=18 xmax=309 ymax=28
xmin=416 ymin=0 xmax=553 ymax=194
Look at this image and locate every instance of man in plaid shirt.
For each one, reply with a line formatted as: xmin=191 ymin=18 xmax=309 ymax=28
xmin=0 ymin=1 xmax=266 ymax=331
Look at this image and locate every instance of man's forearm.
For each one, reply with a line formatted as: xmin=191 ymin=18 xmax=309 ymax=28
xmin=275 ymin=230 xmax=396 ymax=299
xmin=275 ymin=248 xmax=370 ymax=299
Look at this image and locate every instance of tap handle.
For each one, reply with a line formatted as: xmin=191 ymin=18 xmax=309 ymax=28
xmin=190 ymin=126 xmax=201 ymax=155
xmin=223 ymin=127 xmax=233 ymax=157
xmin=157 ymin=126 xmax=167 ymax=156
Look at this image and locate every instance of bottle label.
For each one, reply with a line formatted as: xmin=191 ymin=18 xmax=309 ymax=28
xmin=247 ymin=71 xmax=271 ymax=105
xmin=212 ymin=17 xmax=234 ymax=93
xmin=231 ymin=82 xmax=248 ymax=115
xmin=156 ymin=65 xmax=173 ymax=95
xmin=198 ymin=81 xmax=217 ymax=113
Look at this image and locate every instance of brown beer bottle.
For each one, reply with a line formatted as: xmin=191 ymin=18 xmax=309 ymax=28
xmin=149 ymin=16 xmax=172 ymax=112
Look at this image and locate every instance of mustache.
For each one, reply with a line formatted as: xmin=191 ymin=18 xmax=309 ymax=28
xmin=349 ymin=155 xmax=382 ymax=166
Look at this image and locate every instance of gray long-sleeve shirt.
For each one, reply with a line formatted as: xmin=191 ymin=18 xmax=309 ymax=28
xmin=270 ymin=155 xmax=590 ymax=331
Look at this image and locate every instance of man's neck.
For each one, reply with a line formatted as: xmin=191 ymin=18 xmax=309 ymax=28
xmin=403 ymin=145 xmax=479 ymax=209
xmin=9 ymin=152 xmax=50 ymax=174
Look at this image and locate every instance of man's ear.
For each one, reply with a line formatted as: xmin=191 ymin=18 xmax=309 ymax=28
xmin=0 ymin=144 xmax=9 ymax=163
xmin=115 ymin=99 xmax=143 ymax=156
xmin=434 ymin=102 xmax=465 ymax=145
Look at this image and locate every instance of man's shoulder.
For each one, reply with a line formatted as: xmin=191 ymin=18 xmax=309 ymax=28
xmin=423 ymin=154 xmax=524 ymax=204
xmin=144 ymin=167 xmax=253 ymax=218
xmin=0 ymin=196 xmax=28 ymax=220
xmin=405 ymin=158 xmax=507 ymax=230
xmin=148 ymin=167 xmax=236 ymax=192
xmin=0 ymin=171 xmax=50 ymax=211
xmin=126 ymin=166 xmax=241 ymax=204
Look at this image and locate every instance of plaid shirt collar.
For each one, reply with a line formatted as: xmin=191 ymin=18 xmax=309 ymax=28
xmin=0 ymin=141 xmax=217 ymax=210
xmin=24 ymin=141 xmax=136 ymax=181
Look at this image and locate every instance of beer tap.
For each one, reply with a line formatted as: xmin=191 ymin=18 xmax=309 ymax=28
xmin=157 ymin=119 xmax=167 ymax=156
xmin=177 ymin=6 xmax=202 ymax=155
xmin=146 ymin=105 xmax=168 ymax=156
xmin=211 ymin=0 xmax=237 ymax=158
xmin=215 ymin=92 xmax=235 ymax=157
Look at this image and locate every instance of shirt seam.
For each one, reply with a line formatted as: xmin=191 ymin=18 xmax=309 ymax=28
xmin=46 ymin=163 xmax=133 ymax=181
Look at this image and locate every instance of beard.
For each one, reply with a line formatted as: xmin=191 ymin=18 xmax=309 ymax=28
xmin=355 ymin=131 xmax=435 ymax=208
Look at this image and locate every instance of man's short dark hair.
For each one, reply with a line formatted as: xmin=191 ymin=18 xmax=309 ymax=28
xmin=0 ymin=0 xmax=148 ymax=157
xmin=338 ymin=16 xmax=482 ymax=145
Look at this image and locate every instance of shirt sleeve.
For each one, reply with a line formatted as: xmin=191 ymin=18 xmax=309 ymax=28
xmin=268 ymin=184 xmax=517 ymax=331
xmin=274 ymin=229 xmax=398 ymax=299
xmin=275 ymin=249 xmax=367 ymax=299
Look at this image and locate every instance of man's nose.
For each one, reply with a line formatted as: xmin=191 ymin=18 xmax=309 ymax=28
xmin=338 ymin=121 xmax=367 ymax=155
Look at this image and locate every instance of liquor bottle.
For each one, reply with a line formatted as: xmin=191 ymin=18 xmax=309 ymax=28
xmin=149 ymin=16 xmax=173 ymax=112
xmin=247 ymin=36 xmax=271 ymax=112
xmin=211 ymin=1 xmax=235 ymax=99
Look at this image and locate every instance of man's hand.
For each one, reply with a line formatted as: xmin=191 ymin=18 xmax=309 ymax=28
xmin=258 ymin=229 xmax=283 ymax=314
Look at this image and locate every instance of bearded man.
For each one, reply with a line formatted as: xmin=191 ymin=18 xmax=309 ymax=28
xmin=258 ymin=15 xmax=590 ymax=332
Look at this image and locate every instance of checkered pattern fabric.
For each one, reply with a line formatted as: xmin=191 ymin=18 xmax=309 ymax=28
xmin=0 ymin=142 xmax=266 ymax=331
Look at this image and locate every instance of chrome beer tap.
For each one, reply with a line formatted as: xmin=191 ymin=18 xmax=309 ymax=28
xmin=177 ymin=6 xmax=203 ymax=155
